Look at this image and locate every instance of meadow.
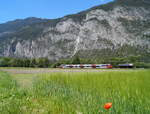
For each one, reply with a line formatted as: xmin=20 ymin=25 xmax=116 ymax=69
xmin=0 ymin=68 xmax=150 ymax=114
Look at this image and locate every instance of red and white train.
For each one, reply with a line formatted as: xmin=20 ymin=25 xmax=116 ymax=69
xmin=59 ymin=64 xmax=113 ymax=69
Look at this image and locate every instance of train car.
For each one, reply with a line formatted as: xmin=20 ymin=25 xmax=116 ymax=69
xmin=118 ymin=64 xmax=134 ymax=68
xmin=59 ymin=64 xmax=113 ymax=69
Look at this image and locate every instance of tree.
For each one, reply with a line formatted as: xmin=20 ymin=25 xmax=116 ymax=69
xmin=37 ymin=58 xmax=50 ymax=68
xmin=0 ymin=57 xmax=11 ymax=67
xmin=71 ymin=56 xmax=80 ymax=64
xmin=23 ymin=59 xmax=30 ymax=67
xmin=30 ymin=58 xmax=37 ymax=67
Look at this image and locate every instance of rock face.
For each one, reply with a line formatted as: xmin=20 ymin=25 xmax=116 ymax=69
xmin=0 ymin=0 xmax=150 ymax=60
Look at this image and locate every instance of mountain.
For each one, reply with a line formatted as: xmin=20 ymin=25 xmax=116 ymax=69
xmin=0 ymin=17 xmax=49 ymax=33
xmin=0 ymin=0 xmax=150 ymax=61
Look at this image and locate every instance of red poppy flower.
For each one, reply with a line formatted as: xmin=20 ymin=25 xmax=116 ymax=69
xmin=104 ymin=102 xmax=112 ymax=109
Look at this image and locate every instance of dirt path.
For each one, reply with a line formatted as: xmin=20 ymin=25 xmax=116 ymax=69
xmin=13 ymin=75 xmax=34 ymax=88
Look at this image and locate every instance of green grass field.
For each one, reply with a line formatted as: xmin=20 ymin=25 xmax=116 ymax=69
xmin=0 ymin=69 xmax=150 ymax=114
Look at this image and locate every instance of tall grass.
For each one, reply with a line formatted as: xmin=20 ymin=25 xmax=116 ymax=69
xmin=32 ymin=70 xmax=150 ymax=114
xmin=0 ymin=70 xmax=150 ymax=114
xmin=0 ymin=72 xmax=27 ymax=114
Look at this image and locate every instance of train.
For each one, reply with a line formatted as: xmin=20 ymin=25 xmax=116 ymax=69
xmin=59 ymin=64 xmax=113 ymax=69
xmin=59 ymin=64 xmax=134 ymax=69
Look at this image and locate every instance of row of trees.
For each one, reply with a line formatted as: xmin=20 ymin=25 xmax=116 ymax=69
xmin=0 ymin=55 xmax=150 ymax=68
xmin=0 ymin=56 xmax=81 ymax=68
xmin=0 ymin=57 xmax=50 ymax=68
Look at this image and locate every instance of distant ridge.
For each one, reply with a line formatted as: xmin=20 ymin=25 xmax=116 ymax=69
xmin=0 ymin=0 xmax=149 ymax=62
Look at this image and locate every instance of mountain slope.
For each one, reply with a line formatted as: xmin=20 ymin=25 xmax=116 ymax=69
xmin=0 ymin=0 xmax=150 ymax=61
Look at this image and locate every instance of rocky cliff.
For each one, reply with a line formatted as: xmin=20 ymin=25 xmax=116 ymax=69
xmin=0 ymin=0 xmax=150 ymax=60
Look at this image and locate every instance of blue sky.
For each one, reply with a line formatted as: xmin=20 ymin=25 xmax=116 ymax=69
xmin=0 ymin=0 xmax=113 ymax=24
